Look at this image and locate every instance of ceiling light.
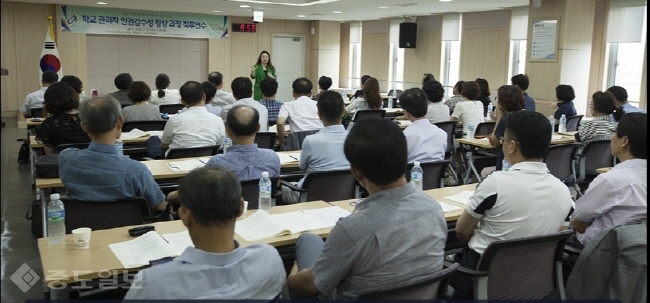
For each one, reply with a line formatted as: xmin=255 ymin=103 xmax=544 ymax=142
xmin=439 ymin=0 xmax=452 ymax=2
xmin=240 ymin=5 xmax=250 ymax=8
xmin=378 ymin=6 xmax=388 ymax=9
xmin=333 ymin=11 xmax=342 ymax=14
xmin=96 ymin=1 xmax=107 ymax=4
xmin=297 ymin=15 xmax=306 ymax=17
xmin=213 ymin=10 xmax=222 ymax=13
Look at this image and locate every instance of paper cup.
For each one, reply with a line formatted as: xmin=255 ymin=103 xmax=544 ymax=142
xmin=239 ymin=201 xmax=249 ymax=218
xmin=72 ymin=227 xmax=92 ymax=249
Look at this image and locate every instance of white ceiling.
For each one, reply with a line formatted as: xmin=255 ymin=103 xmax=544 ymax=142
xmin=5 ymin=0 xmax=530 ymax=22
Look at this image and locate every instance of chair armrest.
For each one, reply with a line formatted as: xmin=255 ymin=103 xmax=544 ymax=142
xmin=575 ymin=153 xmax=587 ymax=158
xmin=279 ymin=179 xmax=307 ymax=192
xmin=443 ymin=260 xmax=489 ymax=277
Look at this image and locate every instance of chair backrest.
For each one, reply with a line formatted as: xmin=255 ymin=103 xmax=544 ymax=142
xmin=165 ymin=145 xmax=220 ymax=159
xmin=406 ymin=160 xmax=451 ymax=190
xmin=543 ymin=143 xmax=581 ymax=185
xmin=579 ymin=139 xmax=613 ymax=176
xmin=283 ymin=129 xmax=319 ymax=151
xmin=565 ymin=115 xmax=583 ymax=132
xmin=240 ymin=177 xmax=280 ymax=209
xmin=434 ymin=121 xmax=458 ymax=155
xmin=55 ymin=142 xmax=91 ymax=153
xmin=122 ymin=120 xmax=167 ymax=132
xmin=476 ymin=121 xmax=496 ymax=135
xmin=351 ymin=109 xmax=386 ymax=122
xmin=356 ymin=263 xmax=459 ymax=299
xmin=301 ymin=169 xmax=356 ymax=202
xmin=30 ymin=108 xmax=43 ymax=118
xmin=254 ymin=132 xmax=277 ymax=149
xmin=474 ymin=230 xmax=573 ymax=299
xmin=159 ymin=104 xmax=186 ymax=114
xmin=61 ymin=197 xmax=149 ymax=234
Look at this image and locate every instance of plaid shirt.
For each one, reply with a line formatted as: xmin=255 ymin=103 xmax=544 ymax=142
xmin=260 ymin=98 xmax=283 ymax=122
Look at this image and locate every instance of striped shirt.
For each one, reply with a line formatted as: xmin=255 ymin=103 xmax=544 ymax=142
xmin=575 ymin=115 xmax=612 ymax=170
xmin=122 ymin=104 xmax=162 ymax=122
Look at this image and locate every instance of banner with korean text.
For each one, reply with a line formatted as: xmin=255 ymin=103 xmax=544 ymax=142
xmin=59 ymin=5 xmax=229 ymax=39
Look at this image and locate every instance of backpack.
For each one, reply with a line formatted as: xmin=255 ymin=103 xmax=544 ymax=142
xmin=18 ymin=140 xmax=30 ymax=164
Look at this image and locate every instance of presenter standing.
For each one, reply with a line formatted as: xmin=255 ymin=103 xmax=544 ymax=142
xmin=250 ymin=50 xmax=277 ymax=101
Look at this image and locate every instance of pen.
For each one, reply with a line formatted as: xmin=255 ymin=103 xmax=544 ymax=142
xmin=289 ymin=155 xmax=299 ymax=160
xmin=159 ymin=233 xmax=169 ymax=244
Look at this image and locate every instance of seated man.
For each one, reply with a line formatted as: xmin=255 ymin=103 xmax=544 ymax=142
xmin=147 ymin=81 xmax=226 ymax=159
xmin=221 ymin=77 xmax=269 ymax=132
xmin=311 ymin=76 xmax=332 ymax=101
xmin=450 ymin=110 xmax=573 ymax=299
xmin=259 ymin=78 xmax=283 ymax=125
xmin=280 ymin=91 xmax=350 ymax=204
xmin=206 ymin=105 xmax=280 ymax=180
xmin=287 ymin=118 xmax=447 ymax=299
xmin=399 ymin=87 xmax=447 ymax=163
xmin=108 ymin=73 xmax=133 ymax=107
xmin=607 ymin=86 xmax=646 ymax=121
xmin=21 ymin=71 xmax=58 ymax=118
xmin=208 ymin=71 xmax=236 ymax=107
xmin=58 ymin=96 xmax=167 ymax=212
xmin=177 ymin=81 xmax=222 ymax=117
xmin=276 ymin=78 xmax=324 ymax=145
xmin=124 ymin=166 xmax=286 ymax=300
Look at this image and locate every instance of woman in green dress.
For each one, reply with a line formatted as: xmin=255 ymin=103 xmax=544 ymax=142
xmin=250 ymin=50 xmax=277 ymax=101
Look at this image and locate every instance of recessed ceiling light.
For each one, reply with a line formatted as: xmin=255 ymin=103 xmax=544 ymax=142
xmin=213 ymin=10 xmax=222 ymax=13
xmin=96 ymin=1 xmax=107 ymax=4
xmin=297 ymin=15 xmax=306 ymax=17
xmin=240 ymin=5 xmax=250 ymax=8
xmin=378 ymin=6 xmax=388 ymax=9
xmin=333 ymin=11 xmax=342 ymax=14
xmin=439 ymin=0 xmax=452 ymax=2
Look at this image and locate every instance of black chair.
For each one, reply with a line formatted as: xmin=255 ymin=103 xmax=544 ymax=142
xmin=447 ymin=230 xmax=573 ymax=299
xmin=544 ymin=143 xmax=582 ymax=196
xmin=565 ymin=115 xmax=584 ymax=132
xmin=351 ymin=109 xmax=386 ymax=122
xmin=159 ymin=104 xmax=185 ymax=114
xmin=240 ymin=177 xmax=281 ymax=209
xmin=122 ymin=120 xmax=167 ymax=132
xmin=435 ymin=121 xmax=459 ymax=185
xmin=576 ymin=139 xmax=614 ymax=186
xmin=282 ymin=129 xmax=319 ymax=151
xmin=406 ymin=160 xmax=451 ymax=190
xmin=356 ymin=263 xmax=459 ymax=299
xmin=55 ymin=142 xmax=91 ymax=153
xmin=279 ymin=169 xmax=356 ymax=202
xmin=254 ymin=132 xmax=277 ymax=149
xmin=165 ymin=145 xmax=220 ymax=159
xmin=30 ymin=108 xmax=43 ymax=118
xmin=475 ymin=121 xmax=496 ymax=135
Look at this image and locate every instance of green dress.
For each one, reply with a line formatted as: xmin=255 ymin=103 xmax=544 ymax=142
xmin=251 ymin=64 xmax=277 ymax=101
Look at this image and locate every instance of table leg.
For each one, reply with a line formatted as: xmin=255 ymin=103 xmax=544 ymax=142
xmin=41 ymin=188 xmax=48 ymax=238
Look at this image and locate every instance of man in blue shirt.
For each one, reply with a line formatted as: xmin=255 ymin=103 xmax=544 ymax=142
xmin=124 ymin=166 xmax=286 ymax=300
xmin=58 ymin=96 xmax=167 ymax=211
xmin=259 ymin=78 xmax=284 ymax=126
xmin=511 ymin=74 xmax=536 ymax=112
xmin=205 ymin=105 xmax=280 ymax=180
xmin=607 ymin=86 xmax=646 ymax=115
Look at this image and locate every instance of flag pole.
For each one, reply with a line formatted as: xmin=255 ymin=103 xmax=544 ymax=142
xmin=48 ymin=16 xmax=55 ymax=41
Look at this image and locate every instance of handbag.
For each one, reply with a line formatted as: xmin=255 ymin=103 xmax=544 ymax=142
xmin=35 ymin=154 xmax=59 ymax=178
xmin=26 ymin=199 xmax=43 ymax=238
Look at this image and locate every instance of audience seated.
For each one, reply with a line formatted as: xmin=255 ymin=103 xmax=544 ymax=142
xmin=450 ymin=81 xmax=485 ymax=134
xmin=311 ymin=76 xmax=332 ymax=101
xmin=422 ymin=73 xmax=436 ymax=86
xmin=146 ymin=81 xmax=225 ymax=159
xmin=61 ymin=75 xmax=86 ymax=102
xmin=149 ymin=73 xmax=181 ymax=106
xmin=208 ymin=71 xmax=237 ymax=107
xmin=399 ymin=88 xmax=447 ymax=163
xmin=221 ymin=77 xmax=269 ymax=132
xmin=287 ymin=118 xmax=447 ymax=299
xmin=607 ymin=86 xmax=646 ymax=124
xmin=443 ymin=80 xmax=464 ymax=113
xmin=58 ymin=96 xmax=167 ymax=212
xmin=276 ymin=77 xmax=323 ymax=145
xmin=345 ymin=77 xmax=382 ymax=114
xmin=178 ymin=82 xmax=222 ymax=117
xmin=450 ymin=110 xmax=573 ymax=299
xmin=553 ymin=84 xmax=577 ymax=125
xmin=124 ymin=166 xmax=285 ymax=300
xmin=122 ymin=81 xmax=161 ymax=122
xmin=351 ymin=74 xmax=370 ymax=100
xmin=485 ymin=85 xmax=525 ymax=172
xmin=511 ymin=74 xmax=535 ymax=112
xmin=35 ymin=82 xmax=90 ymax=155
xmin=205 ymin=105 xmax=280 ymax=180
xmin=280 ymin=91 xmax=349 ymax=204
xmin=108 ymin=73 xmax=133 ymax=107
xmin=475 ymin=78 xmax=492 ymax=108
xmin=21 ymin=70 xmax=58 ymax=118
xmin=423 ymin=80 xmax=449 ymax=124
xmin=259 ymin=78 xmax=283 ymax=125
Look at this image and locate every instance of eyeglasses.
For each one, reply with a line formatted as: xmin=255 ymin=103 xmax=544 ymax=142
xmin=609 ymin=128 xmax=617 ymax=133
xmin=499 ymin=137 xmax=518 ymax=145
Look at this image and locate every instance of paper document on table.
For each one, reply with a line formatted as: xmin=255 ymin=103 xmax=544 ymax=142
xmin=552 ymin=134 xmax=563 ymax=140
xmin=162 ymin=230 xmax=194 ymax=255
xmin=385 ymin=108 xmax=403 ymax=113
xmin=301 ymin=206 xmax=351 ymax=226
xmin=120 ymin=128 xmax=149 ymax=140
xmin=235 ymin=209 xmax=332 ymax=242
xmin=108 ymin=231 xmax=178 ymax=269
xmin=444 ymin=191 xmax=475 ymax=205
xmin=148 ymin=131 xmax=163 ymax=137
xmin=269 ymin=124 xmax=290 ymax=133
xmin=273 ymin=211 xmax=331 ymax=234
xmin=277 ymin=152 xmax=301 ymax=164
xmin=167 ymin=158 xmax=210 ymax=171
xmin=438 ymin=202 xmax=462 ymax=213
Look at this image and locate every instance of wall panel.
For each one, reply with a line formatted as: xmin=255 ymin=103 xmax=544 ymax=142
xmin=460 ymin=28 xmax=509 ymax=91
xmin=404 ymin=30 xmax=442 ymax=86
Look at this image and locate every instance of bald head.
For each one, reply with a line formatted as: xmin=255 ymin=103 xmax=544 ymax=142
xmin=226 ymin=105 xmax=260 ymax=136
xmin=78 ymin=96 xmax=122 ymax=135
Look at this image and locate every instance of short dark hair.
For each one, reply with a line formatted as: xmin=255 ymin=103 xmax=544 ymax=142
xmin=292 ymin=77 xmax=313 ymax=95
xmin=511 ymin=74 xmax=530 ymax=91
xmin=422 ymin=73 xmax=436 ymax=86
xmin=344 ymin=119 xmax=407 ymax=185
xmin=318 ymin=76 xmax=333 ymax=90
xmin=60 ymin=75 xmax=83 ymax=94
xmin=231 ymin=77 xmax=253 ymax=99
xmin=155 ymin=74 xmax=170 ymax=98
xmin=592 ymin=91 xmax=625 ymax=122
xmin=399 ymin=88 xmax=428 ymax=118
xmin=606 ymin=86 xmax=628 ymax=102
xmin=226 ymin=105 xmax=259 ymax=136
xmin=361 ymin=75 xmax=371 ymax=85
xmin=461 ymin=81 xmax=481 ymax=100
xmin=555 ymin=85 xmax=575 ymax=102
xmin=127 ymin=81 xmax=152 ymax=103
xmin=497 ymin=85 xmax=524 ymax=112
xmin=505 ymin=111 xmax=551 ymax=159
xmin=616 ymin=113 xmax=647 ymax=159
xmin=475 ymin=78 xmax=490 ymax=96
xmin=422 ymin=80 xmax=445 ymax=103
xmin=201 ymin=81 xmax=217 ymax=103
xmin=178 ymin=166 xmax=242 ymax=226
xmin=260 ymin=78 xmax=278 ymax=98
xmin=453 ymin=80 xmax=465 ymax=93
xmin=208 ymin=71 xmax=223 ymax=87
xmin=44 ymin=82 xmax=80 ymax=115
xmin=179 ymin=81 xmax=204 ymax=106
xmin=42 ymin=71 xmax=59 ymax=84
xmin=114 ymin=73 xmax=133 ymax=90
xmin=78 ymin=96 xmax=122 ymax=135
xmin=317 ymin=91 xmax=344 ymax=123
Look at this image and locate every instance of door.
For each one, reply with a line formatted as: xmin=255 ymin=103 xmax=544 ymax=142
xmin=272 ymin=35 xmax=305 ymax=102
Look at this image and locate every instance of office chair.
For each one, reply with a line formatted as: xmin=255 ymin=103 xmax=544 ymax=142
xmin=122 ymin=120 xmax=167 ymax=132
xmin=544 ymin=143 xmax=582 ymax=196
xmin=356 ymin=263 xmax=459 ymax=299
xmin=254 ymin=132 xmax=277 ymax=149
xmin=165 ymin=145 xmax=220 ymax=159
xmin=279 ymin=169 xmax=356 ymax=202
xmin=565 ymin=115 xmax=584 ymax=132
xmin=55 ymin=142 xmax=91 ymax=154
xmin=406 ymin=160 xmax=451 ymax=190
xmin=159 ymin=104 xmax=186 ymax=114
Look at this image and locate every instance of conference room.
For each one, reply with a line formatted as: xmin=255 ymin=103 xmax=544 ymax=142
xmin=1 ymin=0 xmax=647 ymax=301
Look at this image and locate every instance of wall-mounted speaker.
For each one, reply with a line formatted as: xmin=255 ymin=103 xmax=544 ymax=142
xmin=399 ymin=22 xmax=417 ymax=48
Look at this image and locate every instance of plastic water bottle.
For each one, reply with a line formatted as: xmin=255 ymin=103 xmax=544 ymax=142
xmin=467 ymin=122 xmax=476 ymax=139
xmin=115 ymin=139 xmax=123 ymax=155
xmin=258 ymin=171 xmax=272 ymax=213
xmin=48 ymin=193 xmax=66 ymax=245
xmin=411 ymin=161 xmax=423 ymax=191
xmin=502 ymin=159 xmax=511 ymax=171
xmin=387 ymin=96 xmax=394 ymax=109
xmin=486 ymin=102 xmax=493 ymax=119
xmin=549 ymin=116 xmax=555 ymax=134
xmin=558 ymin=114 xmax=567 ymax=133
xmin=223 ymin=137 xmax=232 ymax=154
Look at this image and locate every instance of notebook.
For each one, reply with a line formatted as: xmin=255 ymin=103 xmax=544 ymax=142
xmin=277 ymin=152 xmax=301 ymax=164
xmin=167 ymin=158 xmax=211 ymax=171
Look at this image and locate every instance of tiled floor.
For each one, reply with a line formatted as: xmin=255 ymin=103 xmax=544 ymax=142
xmin=1 ymin=118 xmax=45 ymax=302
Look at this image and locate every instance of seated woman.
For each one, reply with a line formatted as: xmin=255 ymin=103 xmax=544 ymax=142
xmin=122 ymin=81 xmax=161 ymax=122
xmin=554 ymin=84 xmax=577 ymax=126
xmin=396 ymin=80 xmax=448 ymax=124
xmin=61 ymin=75 xmax=86 ymax=102
xmin=149 ymin=73 xmax=181 ymax=106
xmin=345 ymin=77 xmax=383 ymax=129
xmin=35 ymin=82 xmax=90 ymax=155
xmin=450 ymin=81 xmax=485 ymax=134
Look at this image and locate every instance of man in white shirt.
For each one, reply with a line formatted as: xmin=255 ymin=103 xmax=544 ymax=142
xmin=21 ymin=71 xmax=58 ymax=118
xmin=220 ymin=77 xmax=269 ymax=132
xmin=277 ymin=77 xmax=324 ymax=145
xmin=146 ymin=81 xmax=225 ymax=159
xmin=399 ymin=88 xmax=447 ymax=163
xmin=208 ymin=71 xmax=236 ymax=107
xmin=450 ymin=110 xmax=573 ymax=299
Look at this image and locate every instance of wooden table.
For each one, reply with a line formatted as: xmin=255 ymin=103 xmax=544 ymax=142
xmin=596 ymin=167 xmax=611 ymax=174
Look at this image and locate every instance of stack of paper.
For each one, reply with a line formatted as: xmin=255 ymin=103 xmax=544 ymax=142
xmin=277 ymin=152 xmax=301 ymax=164
xmin=444 ymin=191 xmax=475 ymax=205
xmin=149 ymin=131 xmax=163 ymax=138
xmin=120 ymin=128 xmax=150 ymax=140
xmin=438 ymin=202 xmax=462 ymax=213
xmin=109 ymin=231 xmax=183 ymax=268
xmin=167 ymin=158 xmax=211 ymax=171
xmin=551 ymin=134 xmax=563 ymax=141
